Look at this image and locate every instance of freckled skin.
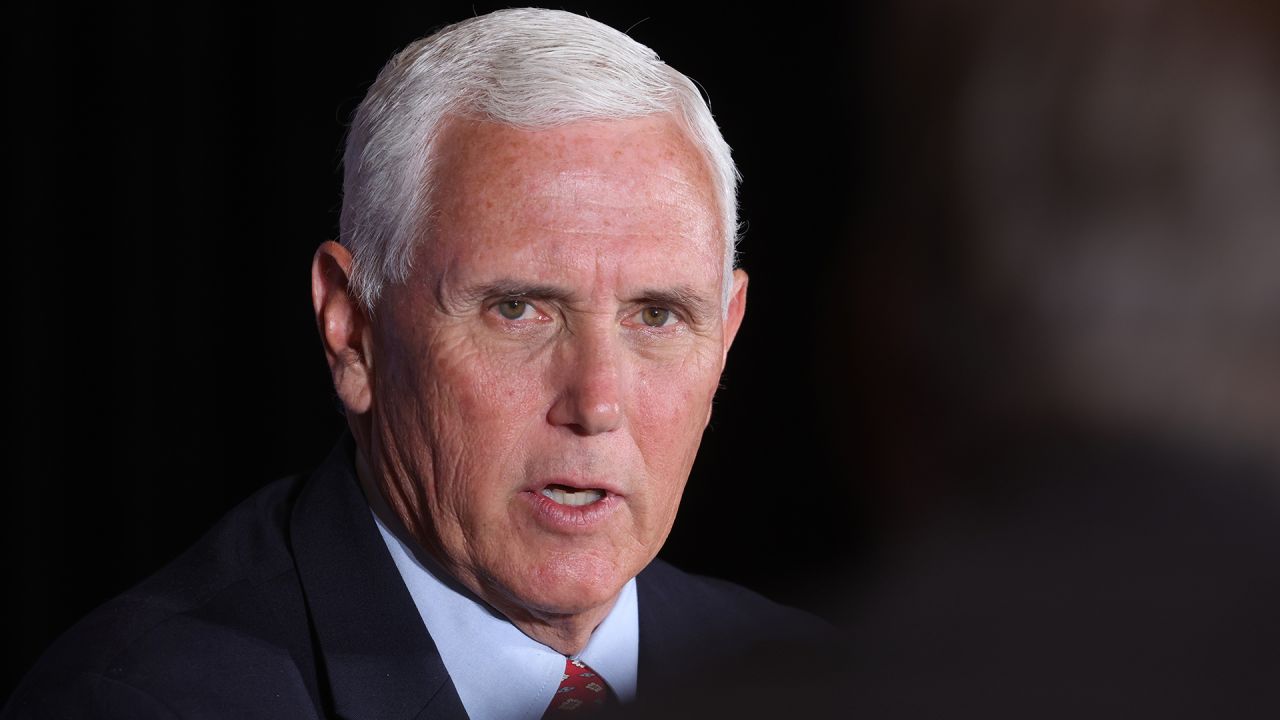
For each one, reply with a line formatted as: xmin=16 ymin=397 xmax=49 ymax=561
xmin=320 ymin=114 xmax=747 ymax=654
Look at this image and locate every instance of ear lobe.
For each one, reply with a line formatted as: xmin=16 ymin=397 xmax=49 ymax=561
xmin=721 ymin=268 xmax=749 ymax=363
xmin=311 ymin=241 xmax=374 ymax=414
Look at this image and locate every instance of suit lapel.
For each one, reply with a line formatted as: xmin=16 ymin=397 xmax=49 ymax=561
xmin=290 ymin=436 xmax=469 ymax=720
xmin=635 ymin=560 xmax=694 ymax=694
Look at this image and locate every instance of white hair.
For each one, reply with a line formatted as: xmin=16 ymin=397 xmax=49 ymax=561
xmin=339 ymin=8 xmax=740 ymax=311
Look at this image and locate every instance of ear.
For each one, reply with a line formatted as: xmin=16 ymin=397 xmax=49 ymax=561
xmin=311 ymin=241 xmax=374 ymax=415
xmin=721 ymin=268 xmax=749 ymax=363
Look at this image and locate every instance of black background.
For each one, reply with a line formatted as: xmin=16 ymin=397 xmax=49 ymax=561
xmin=7 ymin=2 xmax=888 ymax=696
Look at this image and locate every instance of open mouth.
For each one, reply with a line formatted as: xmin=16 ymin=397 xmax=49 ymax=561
xmin=540 ymin=484 xmax=606 ymax=507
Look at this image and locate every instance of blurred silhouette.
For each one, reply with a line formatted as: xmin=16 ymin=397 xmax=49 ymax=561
xmin=824 ymin=0 xmax=1280 ymax=717
xmin=613 ymin=2 xmax=1280 ymax=718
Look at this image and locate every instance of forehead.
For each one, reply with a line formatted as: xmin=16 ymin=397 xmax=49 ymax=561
xmin=421 ymin=115 xmax=723 ymax=278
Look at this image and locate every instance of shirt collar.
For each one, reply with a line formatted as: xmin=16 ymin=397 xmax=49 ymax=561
xmin=372 ymin=511 xmax=639 ymax=720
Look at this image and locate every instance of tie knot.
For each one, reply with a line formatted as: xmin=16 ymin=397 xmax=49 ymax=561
xmin=543 ymin=657 xmax=614 ymax=716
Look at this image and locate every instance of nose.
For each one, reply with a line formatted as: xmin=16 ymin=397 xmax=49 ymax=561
xmin=547 ymin=329 xmax=624 ymax=435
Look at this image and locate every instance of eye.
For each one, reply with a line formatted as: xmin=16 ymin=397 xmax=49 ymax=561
xmin=638 ymin=306 xmax=677 ymax=328
xmin=496 ymin=299 xmax=536 ymax=320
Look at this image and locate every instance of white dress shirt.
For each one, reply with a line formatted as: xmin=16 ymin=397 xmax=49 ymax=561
xmin=372 ymin=512 xmax=639 ymax=720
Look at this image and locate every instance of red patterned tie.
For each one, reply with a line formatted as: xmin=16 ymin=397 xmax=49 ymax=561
xmin=542 ymin=658 xmax=614 ymax=716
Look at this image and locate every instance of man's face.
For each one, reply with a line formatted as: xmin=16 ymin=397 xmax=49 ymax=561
xmin=365 ymin=115 xmax=746 ymax=619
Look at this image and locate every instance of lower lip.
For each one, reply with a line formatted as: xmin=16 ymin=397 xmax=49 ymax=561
xmin=519 ymin=490 xmax=620 ymax=531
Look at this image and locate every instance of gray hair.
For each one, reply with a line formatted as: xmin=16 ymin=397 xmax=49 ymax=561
xmin=339 ymin=8 xmax=740 ymax=311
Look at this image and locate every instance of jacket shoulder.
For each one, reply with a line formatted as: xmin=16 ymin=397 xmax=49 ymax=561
xmin=639 ymin=558 xmax=826 ymax=628
xmin=631 ymin=560 xmax=840 ymax=716
xmin=637 ymin=558 xmax=830 ymax=661
xmin=4 ymin=474 xmax=319 ymax=720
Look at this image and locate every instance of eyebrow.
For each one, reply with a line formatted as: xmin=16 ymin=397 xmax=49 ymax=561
xmin=457 ymin=280 xmax=575 ymax=304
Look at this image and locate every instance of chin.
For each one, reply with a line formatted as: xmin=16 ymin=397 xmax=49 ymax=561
xmin=511 ymin=552 xmax=633 ymax=617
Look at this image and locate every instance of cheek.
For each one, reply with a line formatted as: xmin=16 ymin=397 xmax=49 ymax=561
xmin=427 ymin=338 xmax=553 ymax=492
xmin=434 ymin=339 xmax=552 ymax=431
xmin=631 ymin=352 xmax=722 ymax=479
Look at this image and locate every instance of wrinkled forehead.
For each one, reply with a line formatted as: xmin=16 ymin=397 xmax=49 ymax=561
xmin=424 ymin=115 xmax=724 ymax=266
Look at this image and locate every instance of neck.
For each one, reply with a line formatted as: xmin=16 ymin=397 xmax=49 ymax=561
xmin=492 ymin=596 xmax=616 ymax=656
xmin=354 ymin=449 xmax=617 ymax=656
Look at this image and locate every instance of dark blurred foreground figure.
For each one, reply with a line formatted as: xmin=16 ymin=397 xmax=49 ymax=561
xmin=601 ymin=2 xmax=1280 ymax=718
xmin=831 ymin=1 xmax=1280 ymax=717
xmin=3 ymin=9 xmax=826 ymax=720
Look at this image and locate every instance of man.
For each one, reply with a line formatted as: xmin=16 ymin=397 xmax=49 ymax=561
xmin=4 ymin=8 xmax=820 ymax=720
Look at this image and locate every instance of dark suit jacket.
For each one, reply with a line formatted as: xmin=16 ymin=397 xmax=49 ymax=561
xmin=4 ymin=436 xmax=821 ymax=720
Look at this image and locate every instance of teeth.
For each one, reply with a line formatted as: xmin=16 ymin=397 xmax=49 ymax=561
xmin=541 ymin=487 xmax=605 ymax=507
